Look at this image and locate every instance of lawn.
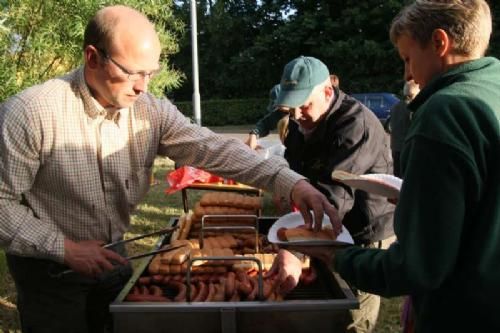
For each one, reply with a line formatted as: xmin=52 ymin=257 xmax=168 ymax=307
xmin=0 ymin=156 xmax=403 ymax=332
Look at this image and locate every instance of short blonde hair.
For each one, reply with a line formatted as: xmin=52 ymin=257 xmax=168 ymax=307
xmin=390 ymin=0 xmax=492 ymax=56
xmin=277 ymin=116 xmax=289 ymax=144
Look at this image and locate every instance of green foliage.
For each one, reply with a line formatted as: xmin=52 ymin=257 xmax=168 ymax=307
xmin=171 ymin=0 xmax=408 ymax=100
xmin=0 ymin=0 xmax=184 ymax=101
xmin=176 ymin=98 xmax=268 ymax=126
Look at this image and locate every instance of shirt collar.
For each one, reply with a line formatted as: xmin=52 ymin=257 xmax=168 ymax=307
xmin=73 ymin=66 xmax=126 ymax=125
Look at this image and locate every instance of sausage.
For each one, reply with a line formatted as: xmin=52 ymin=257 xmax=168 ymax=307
xmin=205 ymin=282 xmax=216 ymax=302
xmin=209 ymin=274 xmax=221 ymax=283
xmin=129 ymin=286 xmax=140 ymax=295
xmin=236 ymin=272 xmax=252 ymax=295
xmin=150 ymin=285 xmax=164 ymax=297
xmin=188 ymin=283 xmax=197 ymax=301
xmin=213 ymin=280 xmax=226 ymax=302
xmin=152 ymin=274 xmax=165 ymax=284
xmin=138 ymin=276 xmax=152 ymax=285
xmin=171 ymin=274 xmax=183 ymax=282
xmin=166 ymin=281 xmax=187 ymax=302
xmin=246 ymin=276 xmax=258 ymax=301
xmin=193 ymin=281 xmax=208 ymax=302
xmin=140 ymin=285 xmax=149 ymax=295
xmin=229 ymin=291 xmax=240 ymax=302
xmin=225 ymin=272 xmax=236 ymax=299
xmin=263 ymin=279 xmax=273 ymax=299
xmin=125 ymin=294 xmax=169 ymax=302
xmin=277 ymin=227 xmax=287 ymax=241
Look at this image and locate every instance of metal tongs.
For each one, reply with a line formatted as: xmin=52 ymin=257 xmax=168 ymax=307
xmin=51 ymin=226 xmax=181 ymax=277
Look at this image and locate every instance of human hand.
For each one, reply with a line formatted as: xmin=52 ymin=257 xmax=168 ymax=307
xmin=291 ymin=180 xmax=342 ymax=235
xmin=265 ymin=249 xmax=302 ymax=294
xmin=283 ymin=245 xmax=336 ymax=267
xmin=245 ymin=133 xmax=259 ymax=150
xmin=63 ymin=239 xmax=128 ymax=278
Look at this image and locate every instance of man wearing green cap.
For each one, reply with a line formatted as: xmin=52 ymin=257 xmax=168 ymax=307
xmin=268 ymin=56 xmax=395 ymax=333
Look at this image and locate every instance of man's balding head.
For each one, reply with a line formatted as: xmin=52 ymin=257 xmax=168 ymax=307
xmin=83 ymin=5 xmax=157 ymax=53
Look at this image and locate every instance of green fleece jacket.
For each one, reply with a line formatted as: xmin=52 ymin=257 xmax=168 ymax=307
xmin=335 ymin=57 xmax=500 ymax=332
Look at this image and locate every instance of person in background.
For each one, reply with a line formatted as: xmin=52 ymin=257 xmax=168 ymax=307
xmin=0 ymin=6 xmax=340 ymax=333
xmin=389 ymin=79 xmax=420 ymax=177
xmin=245 ymin=84 xmax=288 ymax=149
xmin=268 ymin=56 xmax=395 ymax=333
xmin=278 ymin=1 xmax=499 ymax=332
xmin=246 ymin=75 xmax=340 ymax=150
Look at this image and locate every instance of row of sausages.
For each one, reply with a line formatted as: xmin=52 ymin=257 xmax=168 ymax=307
xmin=126 ymin=268 xmax=318 ymax=303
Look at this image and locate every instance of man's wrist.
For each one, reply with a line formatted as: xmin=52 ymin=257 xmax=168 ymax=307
xmin=248 ymin=129 xmax=259 ymax=137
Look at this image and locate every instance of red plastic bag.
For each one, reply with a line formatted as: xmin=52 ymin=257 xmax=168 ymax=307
xmin=165 ymin=166 xmax=224 ymax=194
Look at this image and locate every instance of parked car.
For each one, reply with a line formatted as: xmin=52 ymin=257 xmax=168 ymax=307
xmin=351 ymin=92 xmax=400 ymax=121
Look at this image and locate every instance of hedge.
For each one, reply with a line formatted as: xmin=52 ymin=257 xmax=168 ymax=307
xmin=175 ymin=98 xmax=269 ymax=126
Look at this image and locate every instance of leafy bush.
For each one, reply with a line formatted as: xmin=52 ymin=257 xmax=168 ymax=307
xmin=0 ymin=0 xmax=183 ymax=101
xmin=175 ymin=98 xmax=269 ymax=126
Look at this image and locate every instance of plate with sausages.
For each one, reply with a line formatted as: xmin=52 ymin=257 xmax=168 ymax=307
xmin=267 ymin=212 xmax=354 ymax=246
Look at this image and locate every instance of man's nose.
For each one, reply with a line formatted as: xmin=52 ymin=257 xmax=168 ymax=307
xmin=133 ymin=76 xmax=150 ymax=93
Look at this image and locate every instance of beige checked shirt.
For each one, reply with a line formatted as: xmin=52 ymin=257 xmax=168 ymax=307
xmin=0 ymin=67 xmax=303 ymax=263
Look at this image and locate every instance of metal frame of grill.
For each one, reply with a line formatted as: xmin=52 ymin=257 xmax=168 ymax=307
xmin=110 ymin=217 xmax=359 ymax=333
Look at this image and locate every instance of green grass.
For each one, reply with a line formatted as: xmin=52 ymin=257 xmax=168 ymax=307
xmin=0 ymin=156 xmax=402 ymax=332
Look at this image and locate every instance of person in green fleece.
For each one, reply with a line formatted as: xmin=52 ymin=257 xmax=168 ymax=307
xmin=270 ymin=1 xmax=500 ymax=332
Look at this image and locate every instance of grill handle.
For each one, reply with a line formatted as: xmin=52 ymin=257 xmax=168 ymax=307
xmin=200 ymin=214 xmax=259 ymax=252
xmin=186 ymin=256 xmax=264 ymax=302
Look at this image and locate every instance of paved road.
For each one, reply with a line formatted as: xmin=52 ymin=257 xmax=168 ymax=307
xmin=210 ymin=126 xmax=279 ymax=142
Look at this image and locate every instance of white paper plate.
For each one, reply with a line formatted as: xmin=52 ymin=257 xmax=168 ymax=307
xmin=332 ymin=170 xmax=402 ymax=199
xmin=268 ymin=212 xmax=354 ymax=246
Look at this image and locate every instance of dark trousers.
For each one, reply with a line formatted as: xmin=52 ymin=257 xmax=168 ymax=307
xmin=7 ymin=254 xmax=132 ymax=333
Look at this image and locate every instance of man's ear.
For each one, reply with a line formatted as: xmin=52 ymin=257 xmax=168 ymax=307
xmin=324 ymin=84 xmax=334 ymax=101
xmin=84 ymin=45 xmax=100 ymax=69
xmin=432 ymin=29 xmax=451 ymax=57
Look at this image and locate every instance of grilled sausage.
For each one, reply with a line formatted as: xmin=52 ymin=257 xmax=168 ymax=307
xmin=225 ymin=272 xmax=236 ymax=299
xmin=213 ymin=280 xmax=226 ymax=302
xmin=138 ymin=276 xmax=152 ymax=285
xmin=205 ymin=282 xmax=216 ymax=302
xmin=246 ymin=276 xmax=258 ymax=301
xmin=152 ymin=274 xmax=164 ymax=284
xmin=193 ymin=281 xmax=208 ymax=302
xmin=188 ymin=283 xmax=197 ymax=301
xmin=236 ymin=272 xmax=252 ymax=295
xmin=229 ymin=291 xmax=240 ymax=302
xmin=166 ymin=281 xmax=187 ymax=302
xmin=125 ymin=294 xmax=169 ymax=302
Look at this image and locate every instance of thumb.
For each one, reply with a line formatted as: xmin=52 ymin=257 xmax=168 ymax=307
xmin=264 ymin=257 xmax=279 ymax=278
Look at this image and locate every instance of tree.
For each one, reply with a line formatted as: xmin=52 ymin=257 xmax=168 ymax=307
xmin=0 ymin=0 xmax=184 ymax=101
xmin=171 ymin=0 xmax=408 ymax=101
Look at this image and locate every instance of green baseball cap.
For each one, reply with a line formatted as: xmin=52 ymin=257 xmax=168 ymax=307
xmin=276 ymin=56 xmax=330 ymax=108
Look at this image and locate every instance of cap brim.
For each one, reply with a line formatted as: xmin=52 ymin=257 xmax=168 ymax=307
xmin=275 ymin=87 xmax=312 ymax=108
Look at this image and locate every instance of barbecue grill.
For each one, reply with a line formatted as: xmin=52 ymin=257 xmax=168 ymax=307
xmin=110 ymin=217 xmax=358 ymax=333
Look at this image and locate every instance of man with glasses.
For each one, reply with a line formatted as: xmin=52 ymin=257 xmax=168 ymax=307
xmin=0 ymin=7 xmax=340 ymax=333
xmin=268 ymin=56 xmax=395 ymax=333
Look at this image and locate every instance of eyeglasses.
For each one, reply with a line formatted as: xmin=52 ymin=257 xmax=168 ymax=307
xmin=96 ymin=47 xmax=160 ymax=82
